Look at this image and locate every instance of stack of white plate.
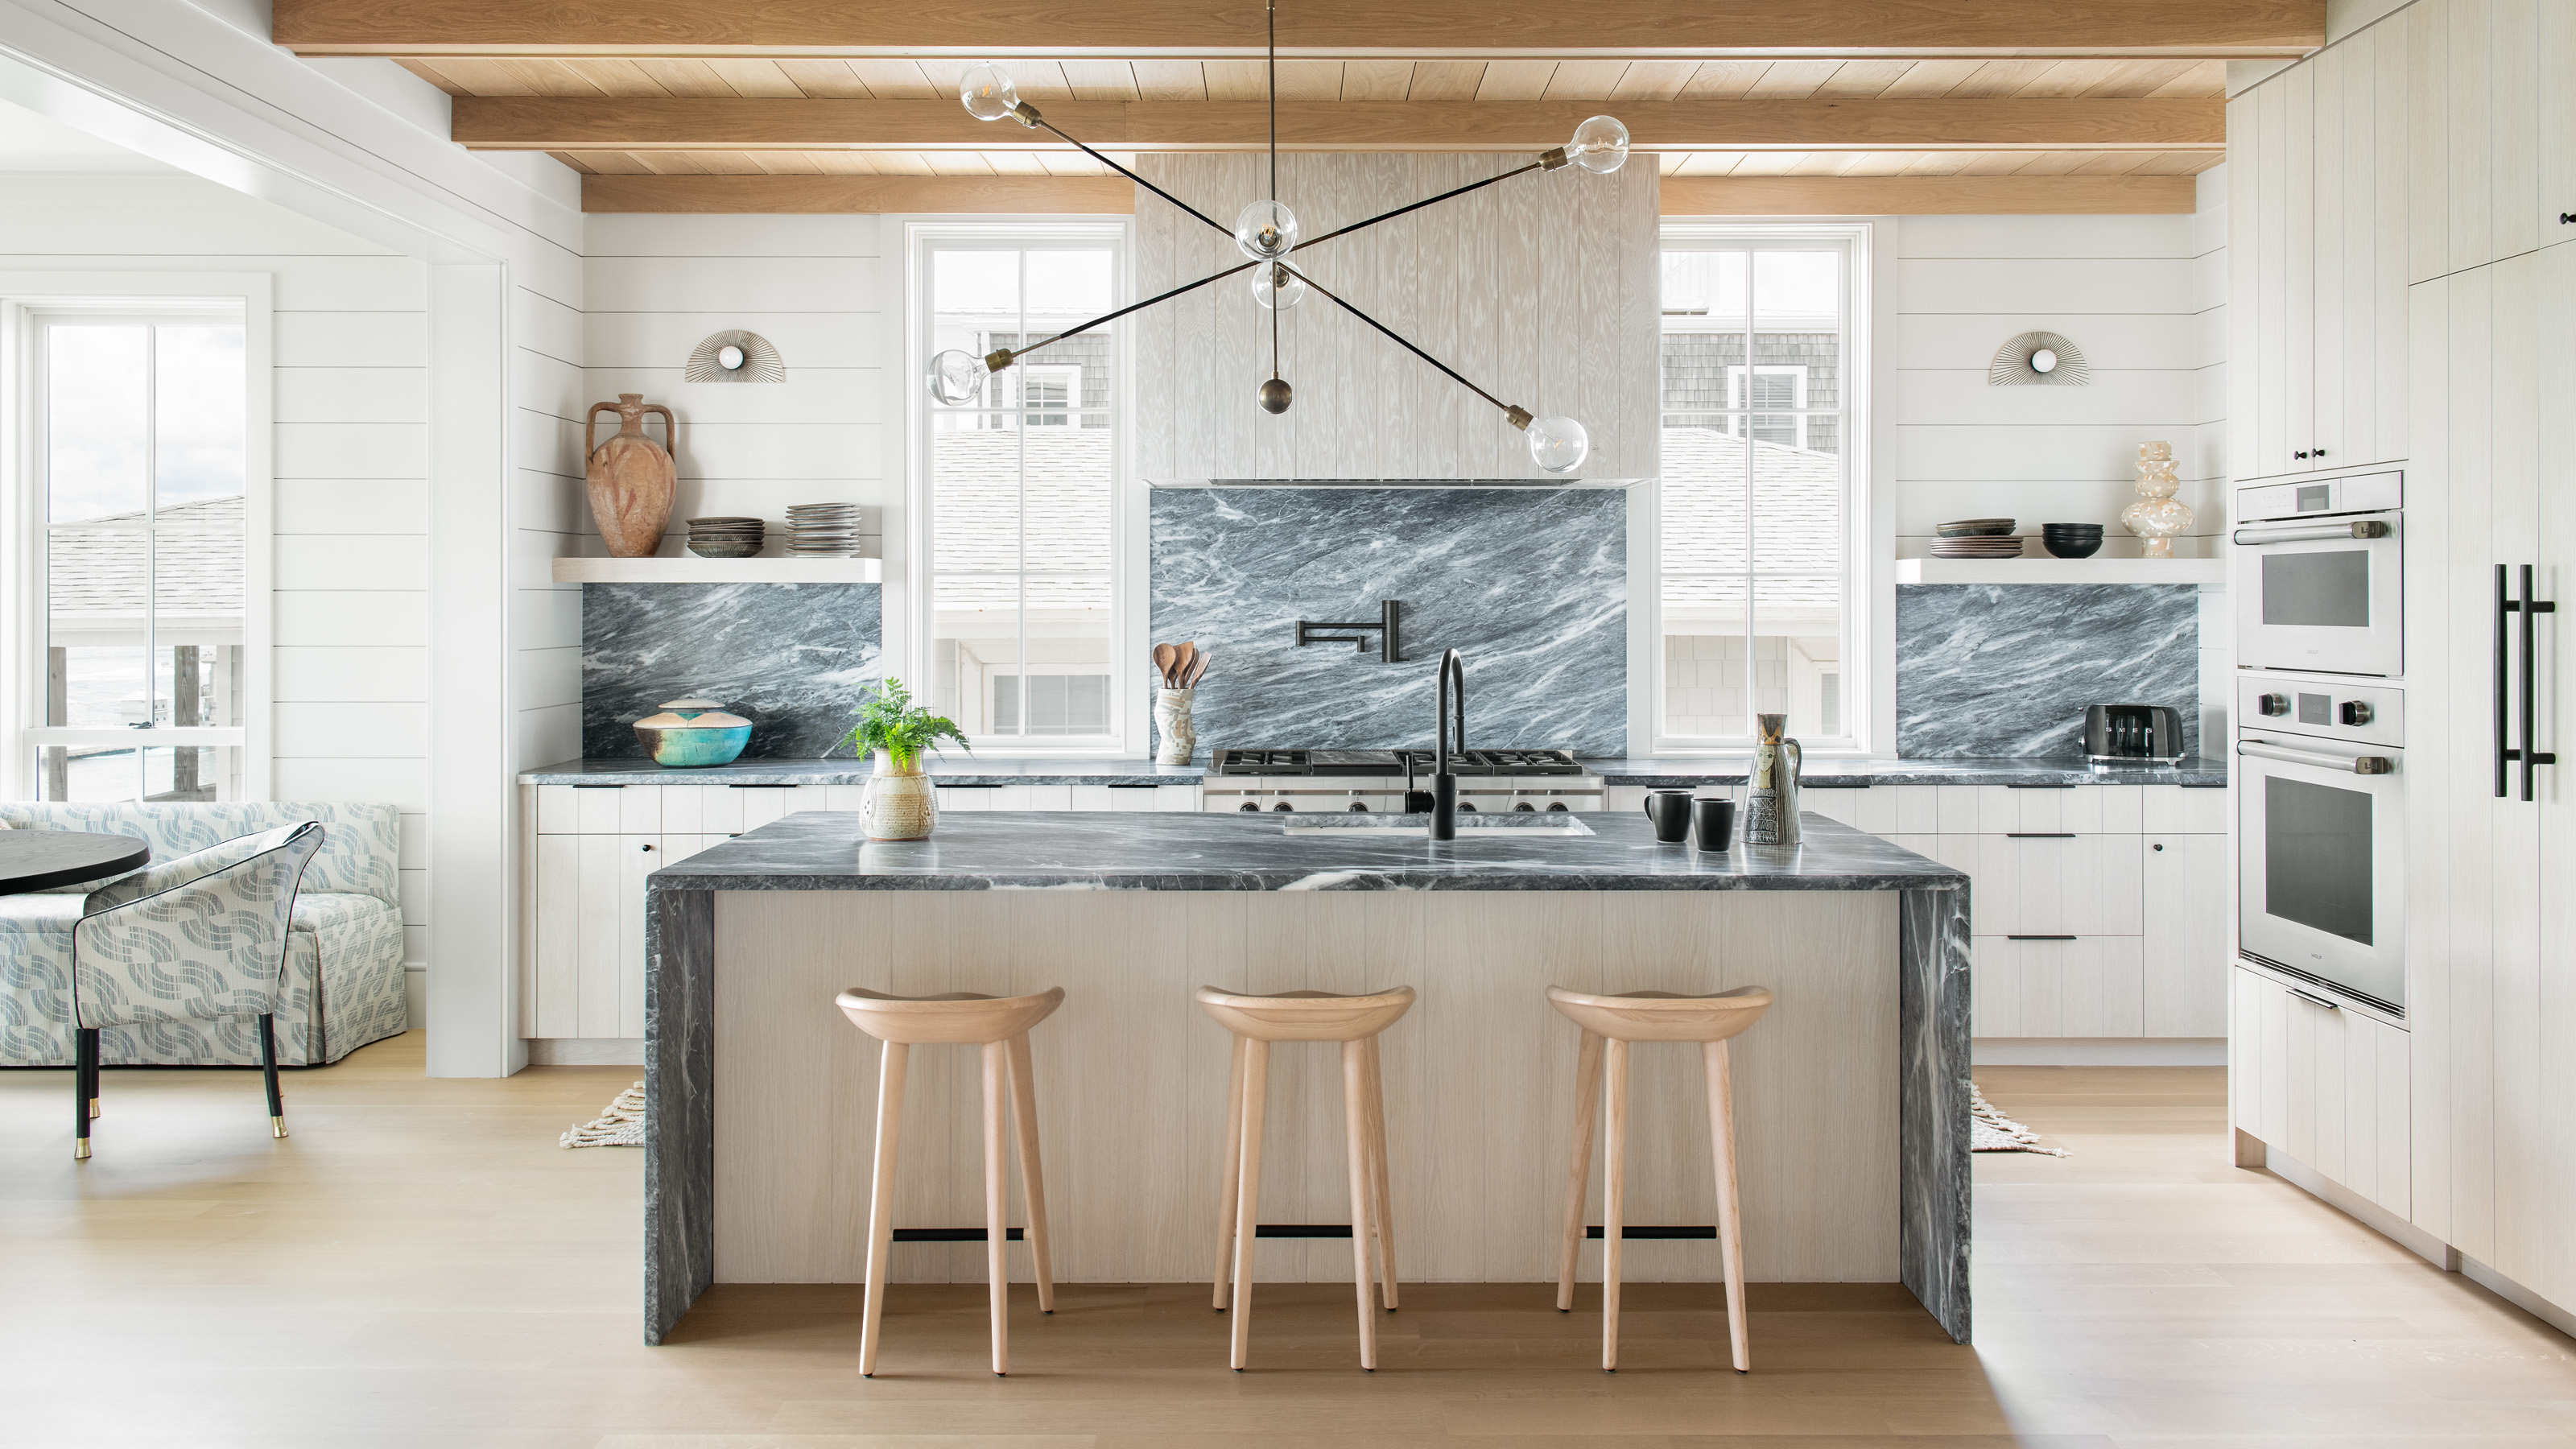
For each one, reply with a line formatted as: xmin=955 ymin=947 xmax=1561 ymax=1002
xmin=785 ymin=503 xmax=864 ymax=557
xmin=1929 ymin=518 xmax=2022 ymax=559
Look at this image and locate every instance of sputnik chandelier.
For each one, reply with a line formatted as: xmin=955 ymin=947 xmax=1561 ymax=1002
xmin=924 ymin=0 xmax=1630 ymax=473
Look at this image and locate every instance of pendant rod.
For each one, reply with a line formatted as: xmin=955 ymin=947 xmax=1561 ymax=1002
xmin=1278 ymin=262 xmax=1515 ymax=419
xmin=1268 ymin=0 xmax=1278 ymax=203
xmin=997 ymin=256 xmax=1262 ymax=367
xmin=1025 ymin=114 xmax=1231 ymax=239
xmin=1290 ymin=159 xmax=1549 ymax=254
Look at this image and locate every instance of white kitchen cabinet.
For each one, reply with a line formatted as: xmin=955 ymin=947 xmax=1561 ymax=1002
xmin=2232 ymin=966 xmax=2411 ymax=1219
xmin=1974 ymin=936 xmax=2145 ymax=1039
xmin=2144 ymin=835 xmax=2231 ymax=1037
xmin=2231 ymin=15 xmax=2409 ymax=483
xmin=2405 ymin=0 xmax=2569 ymax=279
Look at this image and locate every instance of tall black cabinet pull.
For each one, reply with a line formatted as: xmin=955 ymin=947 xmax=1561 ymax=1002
xmin=2496 ymin=563 xmax=2558 ymax=802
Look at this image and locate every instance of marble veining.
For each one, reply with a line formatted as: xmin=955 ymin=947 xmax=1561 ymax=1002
xmin=1895 ymin=584 xmax=2200 ymax=759
xmin=522 ymin=754 xmax=2224 ymax=789
xmin=646 ymin=809 xmax=1966 ymax=894
xmin=1150 ymin=487 xmax=1627 ymax=757
xmin=1897 ymin=881 xmax=1974 ymax=1344
xmin=583 ymin=583 xmax=881 ymax=761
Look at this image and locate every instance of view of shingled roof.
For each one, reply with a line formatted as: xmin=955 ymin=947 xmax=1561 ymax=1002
xmin=931 ymin=429 xmax=1113 ymax=614
xmin=44 ymin=496 xmax=246 ymax=622
xmin=1660 ymin=428 xmax=1842 ymax=618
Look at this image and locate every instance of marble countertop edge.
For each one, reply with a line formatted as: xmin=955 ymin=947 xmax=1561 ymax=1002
xmin=525 ymin=755 xmax=2227 ymax=788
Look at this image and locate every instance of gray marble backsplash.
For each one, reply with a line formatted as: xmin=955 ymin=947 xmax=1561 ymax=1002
xmin=583 ymin=582 xmax=881 ymax=759
xmin=1150 ymin=486 xmax=1628 ymax=756
xmin=1895 ymin=584 xmax=2199 ymax=758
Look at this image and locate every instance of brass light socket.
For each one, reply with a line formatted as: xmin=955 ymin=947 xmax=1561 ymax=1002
xmin=983 ymin=349 xmax=1015 ymax=372
xmin=1010 ymin=101 xmax=1043 ymax=129
xmin=1505 ymin=406 xmax=1534 ymax=431
xmin=1538 ymin=148 xmax=1571 ymax=171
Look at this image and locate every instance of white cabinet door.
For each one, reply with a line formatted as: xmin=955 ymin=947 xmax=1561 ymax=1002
xmin=2143 ymin=835 xmax=2231 ymax=1037
xmin=537 ymin=784 xmax=659 ymax=833
xmin=2530 ymin=238 xmax=2576 ymax=1311
xmin=532 ymin=835 xmax=581 ymax=1038
xmin=1973 ymin=936 xmax=2144 ymax=1038
xmin=2231 ymin=968 xmax=2411 ymax=1218
xmin=935 ymin=783 xmax=1001 ymax=812
xmin=2141 ymin=784 xmax=2230 ymax=835
xmin=1950 ymin=833 xmax=2142 ymax=937
xmin=2309 ymin=21 xmax=2411 ymax=473
xmin=2542 ymin=0 xmax=2576 ymax=254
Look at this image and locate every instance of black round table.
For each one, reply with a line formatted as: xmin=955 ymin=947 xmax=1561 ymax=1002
xmin=0 ymin=831 xmax=151 ymax=894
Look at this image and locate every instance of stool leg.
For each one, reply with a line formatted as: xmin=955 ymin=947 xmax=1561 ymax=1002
xmin=1361 ymin=1034 xmax=1397 ymax=1310
xmin=1213 ymin=1033 xmax=1247 ymax=1311
xmin=1340 ymin=1039 xmax=1377 ymax=1371
xmin=859 ymin=1040 xmax=910 ymax=1378
xmin=1703 ymin=1038 xmax=1750 ymax=1373
xmin=1555 ymin=1028 xmax=1604 ymax=1311
xmin=982 ymin=1039 xmax=1010 ymax=1376
xmin=1601 ymin=1037 xmax=1629 ymax=1373
xmin=72 ymin=1028 xmax=95 ymax=1161
xmin=1228 ymin=1038 xmax=1269 ymax=1370
xmin=1005 ymin=1031 xmax=1055 ymax=1314
xmin=87 ymin=1025 xmax=101 ymax=1120
xmin=259 ymin=1013 xmax=287 ymax=1138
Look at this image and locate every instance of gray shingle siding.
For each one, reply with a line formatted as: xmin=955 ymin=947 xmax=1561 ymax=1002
xmin=1658 ymin=332 xmax=1841 ymax=455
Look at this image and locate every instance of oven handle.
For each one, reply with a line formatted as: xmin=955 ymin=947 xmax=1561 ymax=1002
xmin=2236 ymin=740 xmax=2396 ymax=775
xmin=2231 ymin=519 xmax=2394 ymax=545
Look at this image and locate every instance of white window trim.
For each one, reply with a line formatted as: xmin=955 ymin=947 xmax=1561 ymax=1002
xmin=1642 ymin=225 xmax=1873 ymax=757
xmin=0 ymin=273 xmax=274 ymax=801
xmin=902 ymin=221 xmax=1137 ymax=756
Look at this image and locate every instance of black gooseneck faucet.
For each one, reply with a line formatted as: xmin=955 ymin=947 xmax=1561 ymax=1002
xmin=1430 ymin=648 xmax=1467 ymax=840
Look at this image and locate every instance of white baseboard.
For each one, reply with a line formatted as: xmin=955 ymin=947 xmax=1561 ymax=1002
xmin=1973 ymin=1037 xmax=2227 ymax=1067
xmin=403 ymin=966 xmax=427 ymax=1030
xmin=525 ymin=1038 xmax=646 ymax=1067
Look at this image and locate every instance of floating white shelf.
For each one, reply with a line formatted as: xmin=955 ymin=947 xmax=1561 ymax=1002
xmin=1893 ymin=558 xmax=2227 ymax=586
xmin=551 ymin=556 xmax=883 ymax=584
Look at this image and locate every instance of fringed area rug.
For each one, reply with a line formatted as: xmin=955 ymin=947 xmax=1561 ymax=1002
xmin=1971 ymin=1084 xmax=2067 ymax=1156
xmin=562 ymin=1081 xmax=646 ymax=1148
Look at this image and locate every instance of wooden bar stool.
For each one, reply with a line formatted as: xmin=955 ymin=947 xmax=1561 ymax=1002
xmin=1546 ymin=985 xmax=1773 ymax=1374
xmin=1196 ymin=984 xmax=1414 ymax=1372
xmin=834 ymin=985 xmax=1065 ymax=1378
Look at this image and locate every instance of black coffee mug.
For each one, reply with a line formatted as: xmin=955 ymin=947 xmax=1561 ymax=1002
xmin=1693 ymin=797 xmax=1736 ymax=852
xmin=1642 ymin=790 xmax=1693 ymax=842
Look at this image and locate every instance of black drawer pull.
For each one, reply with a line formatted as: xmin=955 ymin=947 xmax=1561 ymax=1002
xmin=726 ymin=783 xmax=801 ymax=790
xmin=2005 ymin=782 xmax=2075 ymax=790
xmin=935 ymin=783 xmax=1001 ymax=790
xmin=2007 ymin=935 xmax=2079 ymax=941
xmin=1583 ymin=1225 xmax=1717 ymax=1240
xmin=2289 ymin=988 xmax=2343 ymax=1012
xmin=1107 ymin=782 xmax=1162 ymax=790
xmin=891 ymin=1227 xmax=1025 ymax=1242
xmin=571 ymin=782 xmax=625 ymax=789
xmin=2005 ymin=832 xmax=2078 ymax=839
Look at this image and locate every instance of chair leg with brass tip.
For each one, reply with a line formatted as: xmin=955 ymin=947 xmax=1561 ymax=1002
xmin=72 ymin=1027 xmax=97 ymax=1160
xmin=258 ymin=1014 xmax=287 ymax=1139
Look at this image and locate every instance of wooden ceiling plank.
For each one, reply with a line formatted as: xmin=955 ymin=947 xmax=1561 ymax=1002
xmin=773 ymin=59 xmax=872 ymax=98
xmin=842 ymin=60 xmax=937 ymax=98
xmin=396 ymin=59 xmax=467 ymax=95
xmin=2008 ymin=60 xmax=2114 ymax=98
xmin=868 ymin=151 xmax=937 ymax=175
xmin=1670 ymin=151 xmax=1748 ymax=175
xmin=582 ymin=174 xmax=1137 ymax=213
xmin=1956 ymin=151 xmax=2037 ymax=173
xmin=2012 ymin=150 xmax=2091 ymax=175
xmin=571 ymin=58 xmax=680 ymax=96
xmin=805 ymin=150 xmax=880 ymax=173
xmin=451 ymin=96 xmax=2227 ymax=153
xmin=1404 ymin=61 xmax=1484 ymax=101
xmin=1900 ymin=151 xmax=1976 ymax=175
xmin=630 ymin=59 xmax=738 ymax=97
xmin=1340 ymin=60 xmax=1413 ymax=101
xmin=1677 ymin=61 xmax=1771 ymax=99
xmin=1129 ymin=60 xmax=1208 ymax=101
xmin=1608 ymin=61 xmax=1698 ymax=101
xmin=2146 ymin=61 xmax=2230 ymax=97
xmin=2069 ymin=58 xmax=2198 ymax=97
xmin=703 ymin=59 xmax=806 ymax=98
xmin=1743 ymin=60 xmax=1846 ymax=99
xmin=1944 ymin=60 xmax=2066 ymax=98
xmin=1473 ymin=60 xmax=1558 ymax=101
xmin=1539 ymin=60 xmax=1631 ymax=101
xmin=1660 ymin=172 xmax=2195 ymax=215
xmin=275 ymin=0 xmax=2330 ymax=56
xmin=749 ymin=150 xmax=826 ymax=173
xmin=1059 ymin=60 xmax=1142 ymax=101
xmin=547 ymin=150 xmax=597 ymax=173
xmin=1872 ymin=59 xmax=1985 ymax=97
xmin=1810 ymin=60 xmax=1917 ymax=99
xmin=422 ymin=57 xmax=535 ymax=96
xmin=1202 ymin=60 xmax=1268 ymax=101
xmin=980 ymin=150 xmax=1052 ymax=175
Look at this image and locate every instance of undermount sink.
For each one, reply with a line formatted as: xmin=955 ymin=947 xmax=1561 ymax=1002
xmin=1281 ymin=812 xmax=1596 ymax=837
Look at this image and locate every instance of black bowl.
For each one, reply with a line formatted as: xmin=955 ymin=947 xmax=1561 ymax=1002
xmin=2042 ymin=522 xmax=2104 ymax=535
xmin=2043 ymin=534 xmax=2104 ymax=559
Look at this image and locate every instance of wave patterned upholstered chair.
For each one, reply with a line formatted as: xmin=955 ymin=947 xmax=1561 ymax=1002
xmin=0 ymin=802 xmax=407 ymax=1070
xmin=69 ymin=820 xmax=324 ymax=1159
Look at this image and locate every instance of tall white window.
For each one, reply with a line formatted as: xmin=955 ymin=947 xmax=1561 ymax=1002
xmin=1657 ymin=233 xmax=1859 ymax=747
xmin=916 ymin=229 xmax=1125 ymax=743
xmin=12 ymin=308 xmax=250 ymax=800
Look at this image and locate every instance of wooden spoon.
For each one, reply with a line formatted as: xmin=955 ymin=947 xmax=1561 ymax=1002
xmin=1172 ymin=641 xmax=1197 ymax=688
xmin=1184 ymin=648 xmax=1212 ymax=687
xmin=1153 ymin=642 xmax=1178 ymax=687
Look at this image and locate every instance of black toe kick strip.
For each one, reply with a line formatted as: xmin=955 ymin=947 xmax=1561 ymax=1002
xmin=1584 ymin=1225 xmax=1718 ymax=1240
xmin=892 ymin=1224 xmax=1378 ymax=1242
xmin=890 ymin=1228 xmax=1026 ymax=1242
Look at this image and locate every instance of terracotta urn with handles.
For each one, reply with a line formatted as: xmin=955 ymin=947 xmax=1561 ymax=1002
xmin=585 ymin=393 xmax=679 ymax=558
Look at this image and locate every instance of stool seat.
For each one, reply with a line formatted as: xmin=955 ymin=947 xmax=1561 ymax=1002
xmin=836 ymin=985 xmax=1066 ymax=1044
xmin=1193 ymin=985 xmax=1416 ymax=1042
xmin=1544 ymin=985 xmax=1771 ymax=1043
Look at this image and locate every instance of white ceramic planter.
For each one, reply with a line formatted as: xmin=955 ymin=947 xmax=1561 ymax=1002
xmin=860 ymin=749 xmax=937 ymax=840
xmin=1154 ymin=687 xmax=1196 ymax=766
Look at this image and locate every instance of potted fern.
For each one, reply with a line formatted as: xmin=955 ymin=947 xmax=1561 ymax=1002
xmin=844 ymin=677 xmax=969 ymax=841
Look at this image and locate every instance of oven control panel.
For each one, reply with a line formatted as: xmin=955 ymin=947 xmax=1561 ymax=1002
xmin=2238 ymin=467 xmax=2401 ymax=522
xmin=2238 ymin=675 xmax=2403 ymax=749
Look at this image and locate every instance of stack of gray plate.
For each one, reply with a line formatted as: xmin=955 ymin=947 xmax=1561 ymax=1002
xmin=785 ymin=503 xmax=864 ymax=557
xmin=686 ymin=517 xmax=764 ymax=558
xmin=1930 ymin=518 xmax=2021 ymax=559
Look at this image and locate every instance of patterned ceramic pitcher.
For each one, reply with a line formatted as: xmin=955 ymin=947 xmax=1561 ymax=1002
xmin=1740 ymin=712 xmax=1802 ymax=845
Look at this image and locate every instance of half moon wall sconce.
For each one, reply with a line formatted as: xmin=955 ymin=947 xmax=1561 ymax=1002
xmin=686 ymin=330 xmax=784 ymax=383
xmin=1988 ymin=331 xmax=2089 ymax=386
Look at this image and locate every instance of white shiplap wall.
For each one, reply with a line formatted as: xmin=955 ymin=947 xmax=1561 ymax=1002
xmin=0 ymin=172 xmax=433 ymax=989
xmin=1890 ymin=213 xmax=2219 ymax=559
xmin=1134 ymin=154 xmax=1660 ymax=481
xmin=2194 ymin=166 xmax=2235 ymax=746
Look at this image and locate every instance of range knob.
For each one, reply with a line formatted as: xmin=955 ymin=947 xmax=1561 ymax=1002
xmin=2257 ymin=693 xmax=2292 ymax=716
xmin=1347 ymin=800 xmax=1371 ymax=812
xmin=2339 ymin=700 xmax=2374 ymax=725
xmin=1237 ymin=801 xmax=1261 ymax=812
xmin=1271 ymin=801 xmax=1294 ymax=812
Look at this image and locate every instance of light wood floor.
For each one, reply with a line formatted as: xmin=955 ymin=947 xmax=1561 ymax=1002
xmin=4 ymin=1036 xmax=2573 ymax=1447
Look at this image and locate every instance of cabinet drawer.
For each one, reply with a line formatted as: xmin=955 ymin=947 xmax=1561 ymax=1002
xmin=2231 ymin=967 xmax=2409 ymax=1217
xmin=2142 ymin=785 xmax=2229 ymax=835
xmin=1932 ymin=785 xmax=2143 ymax=836
xmin=1971 ymin=936 xmax=2144 ymax=1038
xmin=1922 ymin=832 xmax=2142 ymax=937
xmin=536 ymin=783 xmax=661 ymax=834
xmin=659 ymin=784 xmax=826 ymax=834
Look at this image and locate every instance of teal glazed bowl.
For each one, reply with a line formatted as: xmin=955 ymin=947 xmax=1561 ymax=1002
xmin=632 ymin=697 xmax=753 ymax=768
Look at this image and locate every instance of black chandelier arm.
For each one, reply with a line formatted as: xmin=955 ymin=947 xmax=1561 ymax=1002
xmin=1020 ymin=110 xmax=1234 ymax=241
xmin=991 ymin=255 xmax=1265 ymax=368
xmin=1277 ymin=262 xmax=1517 ymax=420
xmin=1288 ymin=159 xmax=1553 ymax=258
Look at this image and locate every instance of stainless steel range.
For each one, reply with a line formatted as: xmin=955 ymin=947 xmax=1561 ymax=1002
xmin=1199 ymin=746 xmax=1605 ymax=813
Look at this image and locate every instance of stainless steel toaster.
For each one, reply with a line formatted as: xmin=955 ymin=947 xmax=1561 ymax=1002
xmin=2083 ymin=704 xmax=2186 ymax=763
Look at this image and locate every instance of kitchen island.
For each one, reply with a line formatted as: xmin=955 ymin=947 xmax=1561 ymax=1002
xmin=643 ymin=810 xmax=1972 ymax=1348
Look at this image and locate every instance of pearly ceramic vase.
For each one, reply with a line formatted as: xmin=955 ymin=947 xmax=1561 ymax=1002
xmin=1154 ymin=687 xmax=1196 ymax=766
xmin=2120 ymin=440 xmax=2194 ymax=559
xmin=585 ymin=393 xmax=679 ymax=559
xmin=861 ymin=749 xmax=937 ymax=841
xmin=1740 ymin=712 xmax=1804 ymax=845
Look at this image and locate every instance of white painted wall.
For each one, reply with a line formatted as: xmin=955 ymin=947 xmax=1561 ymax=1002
xmin=0 ymin=171 xmax=434 ymax=993
xmin=2194 ymin=165 xmax=2234 ymax=748
xmin=1887 ymin=211 xmax=2219 ymax=561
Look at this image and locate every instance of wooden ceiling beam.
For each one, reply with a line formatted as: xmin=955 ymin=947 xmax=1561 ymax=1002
xmin=578 ymin=171 xmax=2194 ymax=213
xmin=274 ymin=0 xmax=2325 ymax=57
xmin=457 ymin=96 xmax=2223 ymax=152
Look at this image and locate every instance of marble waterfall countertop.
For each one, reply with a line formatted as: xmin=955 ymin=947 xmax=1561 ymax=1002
xmin=524 ymin=754 xmax=2225 ymax=788
xmin=645 ymin=808 xmax=1968 ymax=894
